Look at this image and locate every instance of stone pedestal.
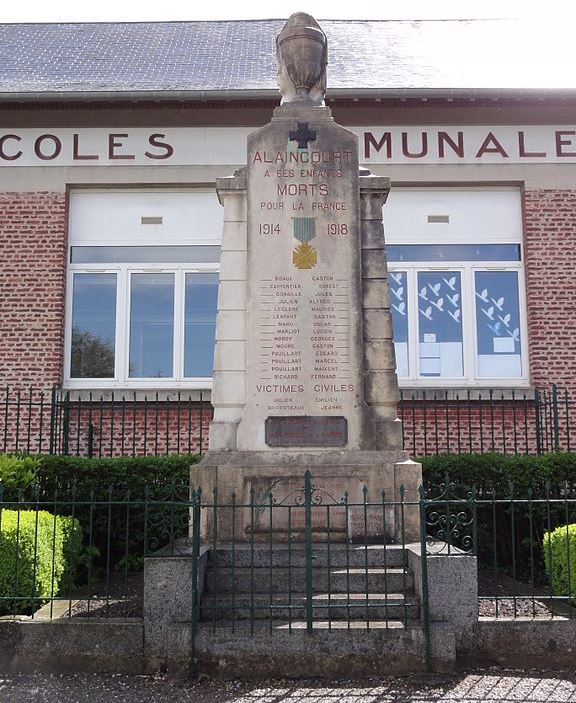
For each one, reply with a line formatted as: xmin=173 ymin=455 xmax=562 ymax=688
xmin=192 ymin=450 xmax=420 ymax=544
xmin=198 ymin=101 xmax=421 ymax=541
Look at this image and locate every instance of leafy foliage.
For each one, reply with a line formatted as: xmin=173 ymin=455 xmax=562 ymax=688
xmin=0 ymin=453 xmax=200 ymax=573
xmin=421 ymin=453 xmax=576 ymax=584
xmin=0 ymin=454 xmax=41 ymax=491
xmin=420 ymin=452 xmax=576 ymax=492
xmin=543 ymin=523 xmax=576 ymax=600
xmin=0 ymin=510 xmax=82 ymax=615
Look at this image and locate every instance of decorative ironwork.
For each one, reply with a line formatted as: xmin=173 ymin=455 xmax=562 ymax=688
xmin=421 ymin=476 xmax=476 ymax=555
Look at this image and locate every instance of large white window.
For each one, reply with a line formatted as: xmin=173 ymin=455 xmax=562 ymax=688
xmin=65 ymin=190 xmax=222 ymax=389
xmin=385 ymin=188 xmax=528 ymax=387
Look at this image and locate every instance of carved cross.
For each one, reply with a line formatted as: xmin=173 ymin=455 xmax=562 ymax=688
xmin=289 ymin=123 xmax=317 ymax=149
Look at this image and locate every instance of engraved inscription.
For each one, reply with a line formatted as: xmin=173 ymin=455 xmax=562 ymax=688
xmin=242 ymin=114 xmax=360 ymax=449
xmin=265 ymin=416 xmax=348 ymax=447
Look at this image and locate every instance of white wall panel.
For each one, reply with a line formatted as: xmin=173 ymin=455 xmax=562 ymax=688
xmin=69 ymin=190 xmax=223 ymax=245
xmin=384 ymin=188 xmax=522 ymax=243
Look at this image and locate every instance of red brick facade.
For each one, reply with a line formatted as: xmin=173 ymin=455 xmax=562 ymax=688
xmin=524 ymin=189 xmax=576 ymax=391
xmin=0 ymin=191 xmax=67 ymax=386
xmin=0 ymin=188 xmax=574 ymax=457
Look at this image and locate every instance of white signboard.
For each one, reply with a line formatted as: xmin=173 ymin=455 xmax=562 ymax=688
xmin=2 ymin=126 xmax=576 ymax=166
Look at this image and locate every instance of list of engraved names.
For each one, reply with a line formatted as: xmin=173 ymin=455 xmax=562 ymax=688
xmin=248 ymin=137 xmax=358 ymax=417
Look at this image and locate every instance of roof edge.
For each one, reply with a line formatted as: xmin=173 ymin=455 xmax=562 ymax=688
xmin=1 ymin=86 xmax=576 ymax=103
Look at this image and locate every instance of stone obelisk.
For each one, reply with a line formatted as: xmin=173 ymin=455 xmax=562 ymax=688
xmin=194 ymin=13 xmax=421 ymax=541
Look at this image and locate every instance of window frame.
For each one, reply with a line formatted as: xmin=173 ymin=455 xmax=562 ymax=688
xmin=385 ymin=186 xmax=529 ymax=389
xmin=65 ymin=261 xmax=219 ymax=390
xmin=389 ymin=257 xmax=529 ymax=388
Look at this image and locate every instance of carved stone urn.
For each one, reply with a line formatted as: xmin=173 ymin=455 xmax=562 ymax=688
xmin=276 ymin=12 xmax=327 ymax=105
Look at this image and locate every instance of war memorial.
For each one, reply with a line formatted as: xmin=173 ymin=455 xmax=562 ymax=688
xmin=194 ymin=12 xmax=421 ymax=544
xmin=4 ymin=11 xmax=576 ymax=681
xmin=144 ymin=15 xmax=474 ymax=678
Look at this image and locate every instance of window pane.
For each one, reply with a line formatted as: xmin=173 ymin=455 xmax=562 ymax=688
xmin=71 ymin=245 xmax=221 ymax=264
xmin=129 ymin=273 xmax=174 ymax=378
xmin=417 ymin=271 xmax=463 ymax=377
xmin=71 ymin=273 xmax=116 ymax=378
xmin=389 ymin=271 xmax=409 ymax=378
xmin=387 ymin=244 xmax=521 ymax=262
xmin=184 ymin=273 xmax=219 ymax=377
xmin=475 ymin=271 xmax=522 ymax=378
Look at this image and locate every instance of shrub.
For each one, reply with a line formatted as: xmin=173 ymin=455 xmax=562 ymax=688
xmin=22 ymin=454 xmax=199 ymax=571
xmin=34 ymin=453 xmax=198 ymax=495
xmin=0 ymin=454 xmax=41 ymax=491
xmin=0 ymin=509 xmax=82 ymax=615
xmin=543 ymin=523 xmax=576 ymax=600
xmin=420 ymin=453 xmax=576 ymax=583
xmin=420 ymin=452 xmax=576 ymax=493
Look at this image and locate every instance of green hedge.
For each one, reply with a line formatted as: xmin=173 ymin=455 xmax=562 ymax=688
xmin=544 ymin=523 xmax=576 ymax=600
xmin=35 ymin=453 xmax=198 ymax=494
xmin=0 ymin=453 xmax=200 ymax=573
xmin=420 ymin=452 xmax=576 ymax=492
xmin=420 ymin=453 xmax=576 ymax=583
xmin=0 ymin=509 xmax=82 ymax=615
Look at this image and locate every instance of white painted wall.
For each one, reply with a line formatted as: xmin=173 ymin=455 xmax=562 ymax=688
xmin=385 ymin=188 xmax=522 ymax=243
xmin=69 ymin=189 xmax=223 ymax=246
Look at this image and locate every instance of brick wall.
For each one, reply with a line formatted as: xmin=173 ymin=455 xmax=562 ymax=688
xmin=0 ymin=191 xmax=67 ymax=387
xmin=1 ymin=188 xmax=575 ymax=457
xmin=524 ymin=189 xmax=576 ymax=391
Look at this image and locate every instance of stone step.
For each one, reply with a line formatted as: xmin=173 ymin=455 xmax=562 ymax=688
xmin=200 ymin=591 xmax=420 ymax=621
xmin=203 ymin=566 xmax=413 ymax=594
xmin=207 ymin=544 xmax=408 ymax=569
xmin=197 ymin=619 xmax=412 ymax=632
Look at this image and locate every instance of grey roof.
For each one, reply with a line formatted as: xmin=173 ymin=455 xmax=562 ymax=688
xmin=0 ymin=18 xmax=572 ymax=100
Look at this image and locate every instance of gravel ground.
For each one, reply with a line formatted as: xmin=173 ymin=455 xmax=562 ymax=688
xmin=65 ymin=569 xmax=574 ymax=621
xmin=69 ymin=574 xmax=143 ymax=619
xmin=4 ymin=670 xmax=576 ymax=703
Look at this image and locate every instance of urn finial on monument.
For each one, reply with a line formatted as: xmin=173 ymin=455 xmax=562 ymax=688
xmin=276 ymin=12 xmax=327 ymax=105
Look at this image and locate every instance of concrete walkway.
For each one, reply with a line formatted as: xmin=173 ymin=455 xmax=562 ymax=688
xmin=3 ymin=670 xmax=576 ymax=703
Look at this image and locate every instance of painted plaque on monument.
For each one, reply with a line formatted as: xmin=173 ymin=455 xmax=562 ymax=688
xmin=236 ymin=90 xmax=362 ymax=451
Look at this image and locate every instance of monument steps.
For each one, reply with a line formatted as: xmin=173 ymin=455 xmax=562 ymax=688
xmin=204 ymin=566 xmax=413 ymax=594
xmin=200 ymin=592 xmax=420 ymax=621
xmin=200 ymin=545 xmax=420 ymax=629
xmin=197 ymin=619 xmax=411 ymax=632
xmin=207 ymin=543 xmax=408 ymax=568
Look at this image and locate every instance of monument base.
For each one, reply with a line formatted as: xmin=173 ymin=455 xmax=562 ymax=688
xmin=192 ymin=450 xmax=421 ymax=544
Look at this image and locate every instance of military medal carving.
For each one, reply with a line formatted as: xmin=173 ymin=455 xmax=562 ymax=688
xmin=292 ymin=216 xmax=317 ymax=269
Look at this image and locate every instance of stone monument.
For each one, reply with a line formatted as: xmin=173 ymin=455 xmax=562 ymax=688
xmin=193 ymin=13 xmax=421 ymax=541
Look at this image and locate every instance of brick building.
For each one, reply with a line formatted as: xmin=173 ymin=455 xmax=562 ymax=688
xmin=0 ymin=18 xmax=574 ymax=456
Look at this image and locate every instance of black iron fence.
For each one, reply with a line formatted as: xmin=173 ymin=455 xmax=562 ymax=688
xmin=1 ymin=387 xmax=212 ymax=457
xmin=0 ymin=472 xmax=419 ymax=630
xmin=2 ymin=471 xmax=576 ymax=679
xmin=423 ymin=475 xmax=576 ymax=620
xmin=3 ymin=472 xmax=576 ymax=623
xmin=0 ymin=384 xmax=574 ymax=458
xmin=400 ymin=385 xmax=573 ymax=456
xmin=193 ymin=472 xmax=417 ymax=636
xmin=0 ymin=478 xmax=191 ymax=620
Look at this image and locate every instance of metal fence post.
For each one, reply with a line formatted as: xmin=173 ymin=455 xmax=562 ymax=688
xmin=418 ymin=484 xmax=431 ymax=672
xmin=534 ymin=388 xmax=542 ymax=455
xmin=189 ymin=488 xmax=202 ymax=678
xmin=552 ymin=384 xmax=560 ymax=452
xmin=62 ymin=391 xmax=71 ymax=456
xmin=87 ymin=423 xmax=94 ymax=458
xmin=48 ymin=386 xmax=57 ymax=454
xmin=304 ymin=469 xmax=313 ymax=635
